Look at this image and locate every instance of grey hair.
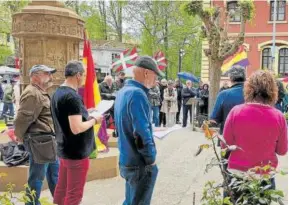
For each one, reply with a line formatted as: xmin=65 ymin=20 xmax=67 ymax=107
xmin=228 ymin=65 xmax=246 ymax=83
xmin=65 ymin=60 xmax=84 ymax=78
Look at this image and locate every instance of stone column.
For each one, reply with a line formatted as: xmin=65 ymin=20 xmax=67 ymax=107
xmin=12 ymin=0 xmax=84 ymax=93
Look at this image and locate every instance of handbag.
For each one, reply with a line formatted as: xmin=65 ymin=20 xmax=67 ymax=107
xmin=24 ymin=133 xmax=57 ymax=164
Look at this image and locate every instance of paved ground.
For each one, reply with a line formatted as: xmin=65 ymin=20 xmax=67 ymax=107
xmin=41 ymin=128 xmax=288 ymax=205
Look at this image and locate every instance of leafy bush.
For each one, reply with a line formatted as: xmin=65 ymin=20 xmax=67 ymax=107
xmin=197 ymin=121 xmax=286 ymax=205
xmin=0 ymin=173 xmax=53 ymax=205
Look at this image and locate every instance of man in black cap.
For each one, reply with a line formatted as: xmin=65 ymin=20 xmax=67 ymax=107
xmin=114 ymin=56 xmax=163 ymax=205
xmin=14 ymin=64 xmax=58 ymax=205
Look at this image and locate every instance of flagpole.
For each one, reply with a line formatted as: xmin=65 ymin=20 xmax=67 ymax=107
xmin=271 ymin=0 xmax=277 ymax=72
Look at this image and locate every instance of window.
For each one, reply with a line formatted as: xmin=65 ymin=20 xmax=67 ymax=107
xmin=262 ymin=48 xmax=272 ymax=69
xmin=227 ymin=1 xmax=241 ymax=22
xmin=278 ymin=48 xmax=288 ymax=76
xmin=270 ymin=0 xmax=286 ymax=21
xmin=111 ymin=53 xmax=119 ymax=62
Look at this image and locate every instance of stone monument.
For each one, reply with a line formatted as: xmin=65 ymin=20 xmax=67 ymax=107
xmin=11 ymin=0 xmax=84 ymax=93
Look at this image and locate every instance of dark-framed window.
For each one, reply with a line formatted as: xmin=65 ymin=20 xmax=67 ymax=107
xmin=262 ymin=48 xmax=272 ymax=69
xmin=270 ymin=0 xmax=286 ymax=21
xmin=278 ymin=48 xmax=288 ymax=76
xmin=111 ymin=53 xmax=119 ymax=62
xmin=227 ymin=1 xmax=241 ymax=22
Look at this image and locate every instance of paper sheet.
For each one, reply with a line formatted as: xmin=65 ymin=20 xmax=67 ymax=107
xmin=89 ymin=100 xmax=114 ymax=116
xmin=153 ymin=125 xmax=183 ymax=139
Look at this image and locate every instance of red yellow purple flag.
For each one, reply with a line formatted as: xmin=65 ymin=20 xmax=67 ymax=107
xmin=82 ymin=31 xmax=107 ymax=155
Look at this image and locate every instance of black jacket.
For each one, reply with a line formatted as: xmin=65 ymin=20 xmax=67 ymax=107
xmin=159 ymin=85 xmax=167 ymax=103
xmin=175 ymin=83 xmax=183 ymax=102
xmin=99 ymin=82 xmax=116 ymax=100
xmin=182 ymin=87 xmax=196 ymax=105
xmin=0 ymin=142 xmax=29 ymax=167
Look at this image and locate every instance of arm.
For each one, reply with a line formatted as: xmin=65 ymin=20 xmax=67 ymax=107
xmin=130 ymin=92 xmax=156 ymax=165
xmin=67 ymin=97 xmax=101 ymax=135
xmin=148 ymin=89 xmax=159 ymax=99
xmin=276 ymin=116 xmax=288 ymax=156
xmin=14 ymin=94 xmax=43 ymax=140
xmin=171 ymin=89 xmax=178 ymax=101
xmin=210 ymin=92 xmax=224 ymax=124
xmin=163 ymin=89 xmax=171 ymax=101
xmin=182 ymin=88 xmax=192 ymax=98
xmin=222 ymin=109 xmax=235 ymax=149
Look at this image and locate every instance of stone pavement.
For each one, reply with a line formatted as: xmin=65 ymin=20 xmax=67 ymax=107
xmin=42 ymin=128 xmax=288 ymax=205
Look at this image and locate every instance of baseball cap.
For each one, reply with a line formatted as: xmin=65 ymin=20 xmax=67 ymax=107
xmin=135 ymin=56 xmax=165 ymax=77
xmin=29 ymin=65 xmax=56 ymax=76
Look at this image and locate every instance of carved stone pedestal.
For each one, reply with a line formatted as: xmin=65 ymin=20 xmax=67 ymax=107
xmin=12 ymin=0 xmax=84 ymax=93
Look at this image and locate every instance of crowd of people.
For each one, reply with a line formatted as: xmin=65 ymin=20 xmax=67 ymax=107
xmin=2 ymin=55 xmax=287 ymax=205
xmin=98 ymin=73 xmax=210 ymax=129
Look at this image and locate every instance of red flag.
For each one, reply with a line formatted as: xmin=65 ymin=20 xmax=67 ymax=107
xmin=82 ymin=33 xmax=101 ymax=109
xmin=15 ymin=57 xmax=20 ymax=69
xmin=111 ymin=47 xmax=138 ymax=72
xmin=153 ymin=51 xmax=167 ymax=71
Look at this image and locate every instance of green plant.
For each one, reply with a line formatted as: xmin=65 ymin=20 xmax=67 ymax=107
xmin=0 ymin=173 xmax=53 ymax=205
xmin=196 ymin=121 xmax=286 ymax=205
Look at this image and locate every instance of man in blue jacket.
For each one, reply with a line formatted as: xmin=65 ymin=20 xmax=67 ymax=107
xmin=210 ymin=65 xmax=246 ymax=136
xmin=114 ymin=56 xmax=164 ymax=205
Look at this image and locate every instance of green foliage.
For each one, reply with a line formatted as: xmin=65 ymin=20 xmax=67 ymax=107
xmin=201 ymin=181 xmax=233 ymax=205
xmin=0 ymin=173 xmax=53 ymax=205
xmin=0 ymin=46 xmax=12 ymax=65
xmin=183 ymin=0 xmax=203 ymax=17
xmin=139 ymin=1 xmax=202 ymax=79
xmin=239 ymin=0 xmax=256 ymax=22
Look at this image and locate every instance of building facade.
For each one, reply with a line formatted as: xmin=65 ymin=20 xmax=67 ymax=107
xmin=79 ymin=40 xmax=136 ymax=82
xmin=201 ymin=0 xmax=288 ymax=82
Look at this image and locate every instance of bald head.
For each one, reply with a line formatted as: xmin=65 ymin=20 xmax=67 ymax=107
xmin=133 ymin=66 xmax=157 ymax=89
xmin=186 ymin=80 xmax=192 ymax=88
xmin=104 ymin=75 xmax=113 ymax=87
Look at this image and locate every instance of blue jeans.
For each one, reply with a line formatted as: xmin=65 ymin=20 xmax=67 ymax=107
xmin=120 ymin=164 xmax=158 ymax=205
xmin=26 ymin=157 xmax=59 ymax=205
xmin=151 ymin=106 xmax=160 ymax=127
xmin=1 ymin=102 xmax=14 ymax=118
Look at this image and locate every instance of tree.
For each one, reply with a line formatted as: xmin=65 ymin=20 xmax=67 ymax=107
xmin=107 ymin=1 xmax=126 ymax=42
xmin=0 ymin=0 xmax=28 ymax=59
xmin=184 ymin=0 xmax=255 ymax=114
xmin=125 ymin=1 xmax=202 ymax=79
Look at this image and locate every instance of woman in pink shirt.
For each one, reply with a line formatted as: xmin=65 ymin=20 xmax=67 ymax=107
xmin=223 ymin=70 xmax=288 ymax=184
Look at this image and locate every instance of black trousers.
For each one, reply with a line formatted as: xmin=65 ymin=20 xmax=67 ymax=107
xmin=159 ymin=106 xmax=166 ymax=126
xmin=176 ymin=101 xmax=182 ymax=123
xmin=182 ymin=105 xmax=192 ymax=127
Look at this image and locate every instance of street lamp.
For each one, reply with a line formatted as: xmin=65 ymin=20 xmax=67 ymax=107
xmin=178 ymin=48 xmax=185 ymax=74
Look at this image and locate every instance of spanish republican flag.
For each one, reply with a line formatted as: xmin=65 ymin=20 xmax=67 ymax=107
xmin=83 ymin=32 xmax=107 ymax=154
xmin=221 ymin=45 xmax=249 ymax=73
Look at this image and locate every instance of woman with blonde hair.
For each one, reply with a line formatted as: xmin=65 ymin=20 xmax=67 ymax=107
xmin=161 ymin=80 xmax=178 ymax=127
xmin=222 ymin=70 xmax=288 ymax=189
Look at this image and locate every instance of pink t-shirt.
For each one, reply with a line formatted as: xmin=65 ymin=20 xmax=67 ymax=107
xmin=223 ymin=103 xmax=288 ymax=172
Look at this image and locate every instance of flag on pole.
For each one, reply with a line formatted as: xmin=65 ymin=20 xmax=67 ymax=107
xmin=153 ymin=51 xmax=167 ymax=71
xmin=83 ymin=31 xmax=107 ymax=155
xmin=111 ymin=47 xmax=138 ymax=73
xmin=221 ymin=45 xmax=249 ymax=73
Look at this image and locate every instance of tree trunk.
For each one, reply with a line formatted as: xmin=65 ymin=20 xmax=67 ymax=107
xmin=208 ymin=60 xmax=222 ymax=115
xmin=117 ymin=4 xmax=122 ymax=42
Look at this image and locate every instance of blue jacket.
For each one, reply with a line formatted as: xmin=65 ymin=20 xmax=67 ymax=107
xmin=114 ymin=80 xmax=156 ymax=166
xmin=210 ymin=83 xmax=245 ymax=134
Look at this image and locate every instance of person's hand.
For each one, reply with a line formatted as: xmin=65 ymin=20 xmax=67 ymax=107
xmin=89 ymin=113 xmax=103 ymax=124
xmin=209 ymin=120 xmax=217 ymax=125
xmin=16 ymin=137 xmax=23 ymax=143
xmin=87 ymin=108 xmax=96 ymax=113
